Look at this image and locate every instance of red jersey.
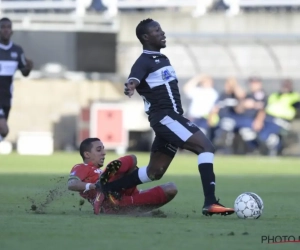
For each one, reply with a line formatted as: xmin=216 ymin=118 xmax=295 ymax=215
xmin=69 ymin=162 xmax=103 ymax=200
xmin=69 ymin=155 xmax=138 ymax=201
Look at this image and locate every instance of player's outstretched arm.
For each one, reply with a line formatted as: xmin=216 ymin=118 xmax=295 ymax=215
xmin=68 ymin=178 xmax=96 ymax=192
xmin=124 ymin=79 xmax=139 ymax=98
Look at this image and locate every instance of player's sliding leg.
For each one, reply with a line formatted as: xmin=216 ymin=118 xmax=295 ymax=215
xmin=182 ymin=130 xmax=234 ymax=216
xmin=94 ymin=159 xmax=174 ymax=215
xmin=103 ymin=182 xmax=178 ymax=215
xmin=97 ymin=152 xmax=173 ymax=206
xmin=100 ymin=160 xmax=122 ymax=185
xmin=97 ymin=150 xmax=174 ymax=196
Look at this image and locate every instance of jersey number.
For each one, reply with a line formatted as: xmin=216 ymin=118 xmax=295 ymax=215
xmin=141 ymin=95 xmax=151 ymax=112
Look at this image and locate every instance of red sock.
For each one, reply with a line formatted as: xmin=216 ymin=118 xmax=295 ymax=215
xmin=118 ymin=186 xmax=167 ymax=207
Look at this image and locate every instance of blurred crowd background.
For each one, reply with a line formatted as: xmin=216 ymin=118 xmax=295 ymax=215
xmin=1 ymin=0 xmax=300 ymax=156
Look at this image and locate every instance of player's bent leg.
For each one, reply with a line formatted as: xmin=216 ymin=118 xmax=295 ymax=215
xmin=146 ymin=150 xmax=174 ymax=181
xmin=100 ymin=160 xmax=122 ymax=185
xmin=139 ymin=182 xmax=178 ymax=202
xmin=105 ymin=151 xmax=174 ymax=208
xmin=130 ymin=183 xmax=178 ymax=214
xmin=183 ymin=130 xmax=215 ymax=154
xmin=150 ymin=112 xmax=233 ymax=216
xmin=103 ymin=182 xmax=178 ymax=215
xmin=158 ymin=182 xmax=178 ymax=202
xmin=143 ymin=135 xmax=177 ymax=181
xmin=97 ymin=137 xmax=176 ymax=195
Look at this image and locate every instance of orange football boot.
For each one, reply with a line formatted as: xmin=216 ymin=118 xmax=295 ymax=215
xmin=202 ymin=199 xmax=235 ymax=216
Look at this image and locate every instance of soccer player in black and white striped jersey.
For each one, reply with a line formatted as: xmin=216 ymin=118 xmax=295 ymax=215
xmin=97 ymin=19 xmax=234 ymax=216
xmin=0 ymin=18 xmax=33 ymax=142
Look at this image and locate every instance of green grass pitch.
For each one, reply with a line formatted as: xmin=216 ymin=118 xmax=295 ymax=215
xmin=0 ymin=152 xmax=300 ymax=250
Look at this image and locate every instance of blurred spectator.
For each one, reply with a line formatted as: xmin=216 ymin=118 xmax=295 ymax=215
xmin=192 ymin=0 xmax=215 ymax=17
xmin=183 ymin=74 xmax=218 ymax=136
xmin=209 ymin=77 xmax=245 ymax=151
xmin=234 ymin=77 xmax=267 ymax=151
xmin=257 ymin=79 xmax=300 ymax=155
xmin=87 ymin=0 xmax=107 ymax=12
xmin=222 ymin=0 xmax=240 ymax=16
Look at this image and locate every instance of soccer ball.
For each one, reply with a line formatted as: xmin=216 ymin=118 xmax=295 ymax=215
xmin=234 ymin=192 xmax=264 ymax=219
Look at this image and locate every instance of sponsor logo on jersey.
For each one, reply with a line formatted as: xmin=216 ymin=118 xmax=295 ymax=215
xmin=162 ymin=69 xmax=172 ymax=81
xmin=94 ymin=169 xmax=102 ymax=174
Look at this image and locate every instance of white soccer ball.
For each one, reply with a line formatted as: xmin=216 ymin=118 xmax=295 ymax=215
xmin=234 ymin=192 xmax=264 ymax=219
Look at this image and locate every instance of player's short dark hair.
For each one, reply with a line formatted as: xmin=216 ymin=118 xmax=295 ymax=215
xmin=136 ymin=18 xmax=154 ymax=44
xmin=79 ymin=138 xmax=100 ymax=160
xmin=0 ymin=17 xmax=12 ymax=24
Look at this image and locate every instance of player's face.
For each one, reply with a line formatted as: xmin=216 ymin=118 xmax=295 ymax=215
xmin=0 ymin=21 xmax=12 ymax=42
xmin=89 ymin=140 xmax=106 ymax=167
xmin=146 ymin=22 xmax=166 ymax=49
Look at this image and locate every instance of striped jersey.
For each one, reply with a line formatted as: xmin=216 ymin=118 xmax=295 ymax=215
xmin=0 ymin=41 xmax=27 ymax=105
xmin=127 ymin=50 xmax=183 ymax=115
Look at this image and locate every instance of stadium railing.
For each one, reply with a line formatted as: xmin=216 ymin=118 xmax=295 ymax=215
xmin=2 ymin=0 xmax=300 ymax=14
xmin=117 ymin=0 xmax=209 ymax=8
xmin=0 ymin=0 xmax=213 ymax=12
xmin=238 ymin=0 xmax=300 ymax=7
xmin=224 ymin=0 xmax=300 ymax=15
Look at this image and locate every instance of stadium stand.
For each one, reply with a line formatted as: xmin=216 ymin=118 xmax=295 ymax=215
xmin=1 ymin=0 xmax=300 ymax=155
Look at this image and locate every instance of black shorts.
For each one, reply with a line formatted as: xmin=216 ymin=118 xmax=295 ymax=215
xmin=0 ymin=105 xmax=10 ymax=120
xmin=150 ymin=111 xmax=200 ymax=157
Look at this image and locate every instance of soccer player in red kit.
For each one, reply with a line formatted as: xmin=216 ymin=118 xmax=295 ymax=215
xmin=68 ymin=137 xmax=178 ymax=215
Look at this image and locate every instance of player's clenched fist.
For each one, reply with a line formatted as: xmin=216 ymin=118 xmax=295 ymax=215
xmin=124 ymin=82 xmax=134 ymax=97
xmin=124 ymin=79 xmax=139 ymax=98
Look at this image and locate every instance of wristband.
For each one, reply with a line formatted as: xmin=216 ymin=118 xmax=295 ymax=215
xmin=83 ymin=183 xmax=92 ymax=193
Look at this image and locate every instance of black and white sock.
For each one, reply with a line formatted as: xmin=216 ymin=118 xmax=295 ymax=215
xmin=104 ymin=166 xmax=152 ymax=192
xmin=198 ymin=152 xmax=217 ymax=205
